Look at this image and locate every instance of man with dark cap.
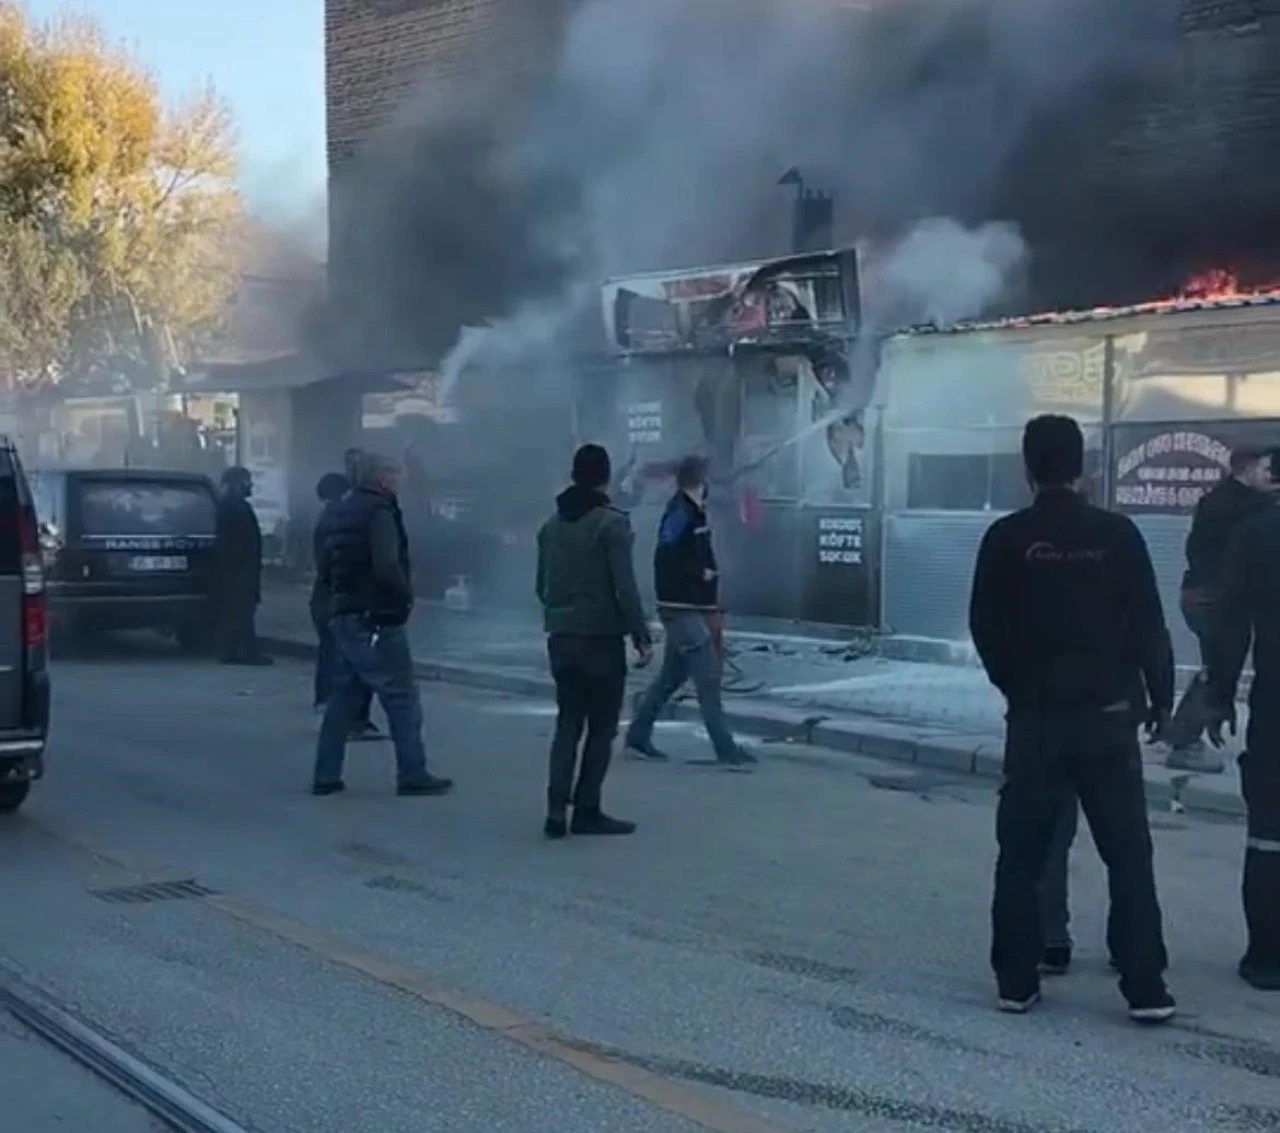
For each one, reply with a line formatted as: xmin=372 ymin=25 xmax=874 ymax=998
xmin=624 ymin=454 xmax=756 ymax=768
xmin=311 ymin=472 xmax=380 ymax=740
xmin=214 ymin=465 xmax=272 ymax=665
xmin=536 ymin=443 xmax=652 ymax=838
xmin=969 ymin=414 xmax=1176 ymax=1023
xmin=1206 ymin=446 xmax=1280 ymax=990
xmin=312 ymin=451 xmax=452 ymax=797
xmin=1167 ymin=447 xmax=1275 ymax=771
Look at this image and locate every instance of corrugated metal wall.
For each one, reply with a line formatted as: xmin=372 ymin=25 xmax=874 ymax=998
xmin=1132 ymin=515 xmax=1197 ymax=668
xmin=876 ymin=305 xmax=1280 ymax=652
xmin=882 ymin=513 xmax=990 ymax=640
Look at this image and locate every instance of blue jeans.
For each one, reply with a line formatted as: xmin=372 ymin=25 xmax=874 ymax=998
xmin=313 ymin=616 xmax=428 ymax=786
xmin=625 ymin=611 xmax=739 ymax=761
xmin=311 ymin=599 xmax=372 ymax=723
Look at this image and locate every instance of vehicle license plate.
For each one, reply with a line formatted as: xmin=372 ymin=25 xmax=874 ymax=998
xmin=128 ymin=555 xmax=187 ymax=571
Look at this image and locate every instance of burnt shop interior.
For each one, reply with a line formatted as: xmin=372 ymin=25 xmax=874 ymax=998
xmin=877 ymin=303 xmax=1280 ymax=667
xmin=577 ymin=250 xmax=876 ymax=628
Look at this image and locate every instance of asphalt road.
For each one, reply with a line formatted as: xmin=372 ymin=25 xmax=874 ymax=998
xmin=0 ymin=635 xmax=1276 ymax=1133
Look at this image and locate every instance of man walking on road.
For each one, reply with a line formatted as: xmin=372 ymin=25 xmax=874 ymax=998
xmin=214 ymin=466 xmax=272 ymax=666
xmin=1168 ymin=447 xmax=1275 ymax=771
xmin=312 ymin=452 xmax=452 ymax=798
xmin=624 ymin=455 xmax=756 ymax=768
xmin=536 ymin=444 xmax=652 ymax=839
xmin=1206 ymin=449 xmax=1280 ymax=990
xmin=311 ymin=472 xmax=380 ymax=740
xmin=969 ymin=414 xmax=1176 ymax=1022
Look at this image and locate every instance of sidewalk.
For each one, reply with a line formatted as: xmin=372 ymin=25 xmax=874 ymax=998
xmin=258 ymin=586 xmax=1246 ymax=819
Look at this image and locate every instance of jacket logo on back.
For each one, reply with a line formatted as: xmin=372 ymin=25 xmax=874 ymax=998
xmin=1024 ymin=541 xmax=1107 ymax=563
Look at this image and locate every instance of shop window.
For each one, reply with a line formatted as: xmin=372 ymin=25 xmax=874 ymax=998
xmin=907 ymin=450 xmax=1102 ymax=511
xmin=907 ymin=454 xmax=991 ymax=511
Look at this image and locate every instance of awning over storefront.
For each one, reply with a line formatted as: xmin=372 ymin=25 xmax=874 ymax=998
xmin=181 ymin=354 xmax=424 ymax=395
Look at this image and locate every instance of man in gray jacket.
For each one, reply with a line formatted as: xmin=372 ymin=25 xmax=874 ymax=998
xmin=536 ymin=444 xmax=652 ymax=838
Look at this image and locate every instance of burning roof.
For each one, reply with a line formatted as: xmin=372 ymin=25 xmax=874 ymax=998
xmin=899 ymin=271 xmax=1280 ymax=336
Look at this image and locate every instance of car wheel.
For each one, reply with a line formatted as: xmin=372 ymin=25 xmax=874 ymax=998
xmin=0 ymin=780 xmax=30 ymax=813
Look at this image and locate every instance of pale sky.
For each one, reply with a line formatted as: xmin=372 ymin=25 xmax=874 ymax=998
xmin=23 ymin=0 xmax=327 ymax=221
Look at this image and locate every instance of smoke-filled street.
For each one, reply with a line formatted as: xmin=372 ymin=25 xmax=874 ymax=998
xmin=0 ymin=640 xmax=1272 ymax=1133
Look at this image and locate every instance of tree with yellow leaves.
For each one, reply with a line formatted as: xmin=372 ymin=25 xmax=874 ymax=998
xmin=0 ymin=4 xmax=245 ymax=388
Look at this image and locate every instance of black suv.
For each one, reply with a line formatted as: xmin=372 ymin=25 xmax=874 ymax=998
xmin=0 ymin=440 xmax=50 ymax=813
xmin=30 ymin=469 xmax=219 ymax=653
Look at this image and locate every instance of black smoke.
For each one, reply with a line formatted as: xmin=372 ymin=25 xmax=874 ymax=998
xmin=328 ymin=0 xmax=1280 ymax=367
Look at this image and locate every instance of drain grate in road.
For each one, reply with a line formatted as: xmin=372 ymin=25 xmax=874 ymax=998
xmin=89 ymin=879 xmax=216 ymax=905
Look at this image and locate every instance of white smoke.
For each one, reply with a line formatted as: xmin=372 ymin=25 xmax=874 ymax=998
xmin=866 ymin=218 xmax=1029 ymax=330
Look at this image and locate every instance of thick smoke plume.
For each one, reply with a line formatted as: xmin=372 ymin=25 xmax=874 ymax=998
xmin=866 ymin=219 xmax=1028 ymax=330
xmin=334 ymin=0 xmax=1175 ymax=372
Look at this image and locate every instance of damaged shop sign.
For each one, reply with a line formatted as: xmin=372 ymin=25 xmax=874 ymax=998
xmin=1112 ymin=421 xmax=1280 ymax=514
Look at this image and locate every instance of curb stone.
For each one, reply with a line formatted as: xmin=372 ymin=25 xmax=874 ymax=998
xmin=260 ymin=634 xmax=1244 ymax=821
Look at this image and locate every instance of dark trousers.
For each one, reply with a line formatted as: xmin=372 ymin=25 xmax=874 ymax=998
xmin=1168 ymin=595 xmax=1218 ymax=749
xmin=992 ymin=708 xmax=1168 ymax=1004
xmin=1240 ymin=746 xmax=1280 ymax=972
xmin=1036 ymin=792 xmax=1121 ymax=959
xmin=311 ymin=600 xmax=372 ymax=723
xmin=546 ymin=634 xmax=626 ymax=815
xmin=1036 ymin=793 xmax=1079 ymax=950
xmin=218 ymin=587 xmax=261 ymax=662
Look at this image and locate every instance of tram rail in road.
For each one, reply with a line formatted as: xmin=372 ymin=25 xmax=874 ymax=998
xmin=0 ymin=967 xmax=255 ymax=1133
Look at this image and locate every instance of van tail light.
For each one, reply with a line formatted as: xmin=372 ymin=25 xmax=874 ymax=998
xmin=19 ymin=506 xmax=45 ymax=648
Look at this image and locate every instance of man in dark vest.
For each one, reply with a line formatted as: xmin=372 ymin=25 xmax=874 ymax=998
xmin=1206 ymin=446 xmax=1280 ymax=990
xmin=310 ymin=472 xmax=379 ymax=740
xmin=311 ymin=451 xmax=452 ymax=797
xmin=624 ymin=454 xmax=756 ymax=768
xmin=536 ymin=444 xmax=652 ymax=838
xmin=214 ymin=466 xmax=272 ymax=666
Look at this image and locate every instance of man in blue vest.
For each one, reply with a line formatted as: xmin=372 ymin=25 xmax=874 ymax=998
xmin=624 ymin=454 xmax=755 ymax=768
xmin=311 ymin=451 xmax=452 ymax=798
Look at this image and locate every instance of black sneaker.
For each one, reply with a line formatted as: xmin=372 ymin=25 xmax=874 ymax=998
xmin=311 ymin=780 xmax=345 ymax=796
xmin=544 ymin=812 xmax=568 ymax=840
xmin=1039 ymin=946 xmax=1072 ymax=976
xmin=396 ymin=774 xmax=454 ymax=797
xmin=624 ymin=743 xmax=669 ymax=762
xmin=997 ymin=988 xmax=1041 ymax=1014
xmin=718 ymin=747 xmax=758 ymax=770
xmin=1238 ymin=959 xmax=1280 ymax=991
xmin=1128 ymin=989 xmax=1177 ymax=1024
xmin=570 ymin=808 xmax=636 ymax=836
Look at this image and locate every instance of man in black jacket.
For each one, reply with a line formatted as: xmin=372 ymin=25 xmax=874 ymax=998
xmin=215 ymin=466 xmax=272 ymax=666
xmin=623 ymin=455 xmax=755 ymax=768
xmin=311 ymin=452 xmax=452 ymax=798
xmin=970 ymin=414 xmax=1175 ymax=1023
xmin=1206 ymin=448 xmax=1280 ymax=990
xmin=536 ymin=444 xmax=652 ymax=838
xmin=1168 ymin=447 xmax=1274 ymax=770
xmin=310 ymin=472 xmax=379 ymax=739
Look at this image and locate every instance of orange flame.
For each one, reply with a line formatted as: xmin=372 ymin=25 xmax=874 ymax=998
xmin=1174 ymin=268 xmax=1280 ymax=302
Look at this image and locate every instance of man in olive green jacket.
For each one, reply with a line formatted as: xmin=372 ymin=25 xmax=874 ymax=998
xmin=536 ymin=444 xmax=652 ymax=839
